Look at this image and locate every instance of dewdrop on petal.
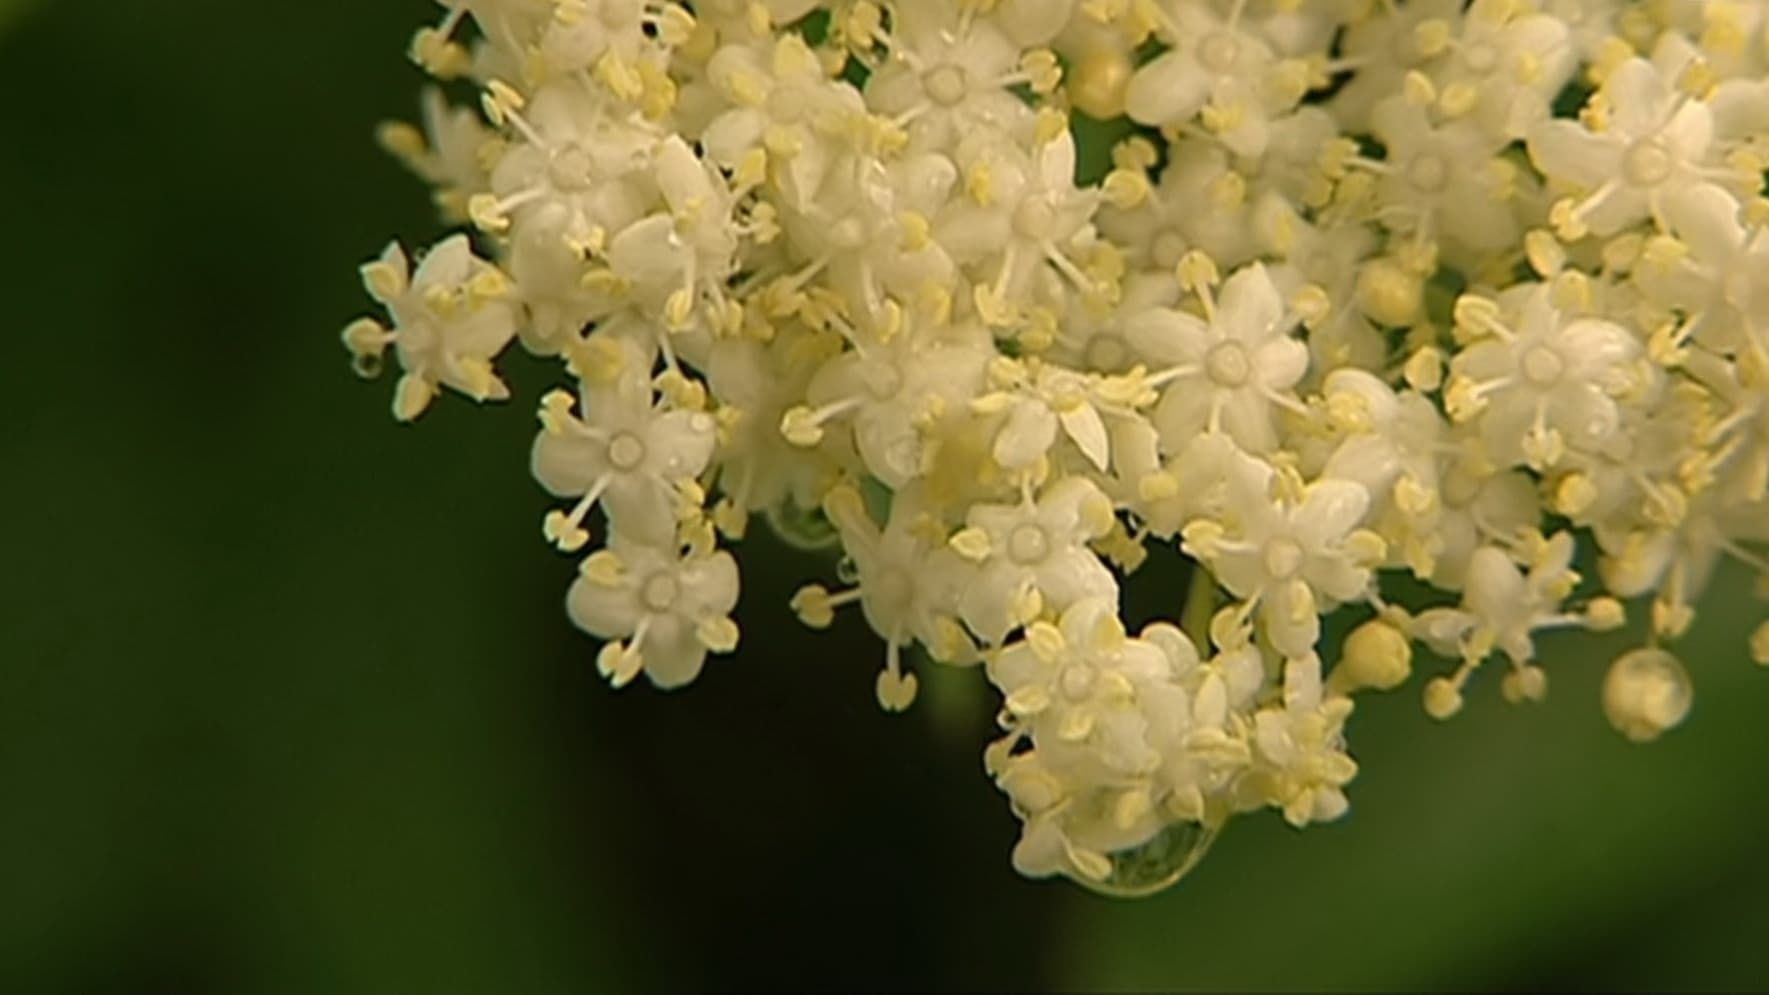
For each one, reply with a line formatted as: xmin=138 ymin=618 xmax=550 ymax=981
xmin=336 ymin=0 xmax=1769 ymax=894
xmin=1070 ymin=822 xmax=1219 ymax=899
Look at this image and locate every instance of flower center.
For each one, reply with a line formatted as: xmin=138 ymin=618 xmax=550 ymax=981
xmin=548 ymin=144 xmax=595 ymax=192
xmin=1199 ymin=32 xmax=1241 ymax=74
xmin=1013 ymin=197 xmax=1059 ymax=241
xmin=607 ymin=431 xmax=648 ymax=471
xmin=1059 ymin=663 xmax=1097 ymax=700
xmin=923 ymin=65 xmax=969 ymax=106
xmin=1407 ymin=153 xmax=1449 ymax=193
xmin=641 ymin=573 xmax=681 ymax=613
xmin=1623 ymin=139 xmax=1673 ymax=187
xmin=1009 ymin=524 xmax=1051 ymax=565
xmin=1521 ymin=345 xmax=1565 ymax=387
xmin=1262 ymin=537 xmax=1305 ymax=580
xmin=1206 ymin=341 xmax=1253 ymax=387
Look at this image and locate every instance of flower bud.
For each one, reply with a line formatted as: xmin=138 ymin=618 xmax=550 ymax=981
xmin=1335 ymin=620 xmax=1413 ymax=692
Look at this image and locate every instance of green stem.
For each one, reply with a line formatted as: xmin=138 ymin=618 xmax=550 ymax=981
xmin=1182 ymin=567 xmax=1218 ymax=651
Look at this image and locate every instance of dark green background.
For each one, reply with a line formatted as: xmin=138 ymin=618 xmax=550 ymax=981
xmin=4 ymin=1 xmax=1768 ymax=991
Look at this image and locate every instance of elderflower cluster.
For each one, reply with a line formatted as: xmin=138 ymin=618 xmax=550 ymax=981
xmin=341 ymin=0 xmax=1769 ymax=894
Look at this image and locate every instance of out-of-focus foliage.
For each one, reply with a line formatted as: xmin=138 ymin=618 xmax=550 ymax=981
xmin=0 ymin=0 xmax=36 ymax=29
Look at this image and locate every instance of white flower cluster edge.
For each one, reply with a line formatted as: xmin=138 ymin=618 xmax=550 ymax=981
xmin=342 ymin=0 xmax=1769 ymax=892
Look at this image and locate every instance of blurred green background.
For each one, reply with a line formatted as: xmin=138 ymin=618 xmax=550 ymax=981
xmin=3 ymin=2 xmax=1768 ymax=991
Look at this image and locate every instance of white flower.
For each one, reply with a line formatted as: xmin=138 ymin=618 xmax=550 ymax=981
xmin=1045 ymin=273 xmax=1182 ymax=375
xmin=700 ymin=34 xmax=867 ymax=202
xmin=531 ymin=360 xmax=718 ymax=548
xmin=525 ymin=0 xmax=663 ymax=77
xmin=988 ymin=597 xmax=1170 ymax=774
xmin=1528 ymin=57 xmax=1717 ymax=237
xmin=700 ymin=331 xmax=826 ymax=516
xmin=1099 ymin=141 xmax=1261 ymax=274
xmin=1427 ymin=0 xmax=1575 ymax=140
xmin=1126 ymin=262 xmax=1310 ymax=454
xmin=478 ymin=79 xmax=660 ymax=253
xmin=805 ymin=484 xmax=979 ymax=709
xmin=343 ymin=236 xmax=519 ymax=421
xmin=1446 ymin=285 xmax=1644 ymax=471
xmin=1635 ymin=182 xmax=1769 ymax=358
xmin=1183 ymin=459 xmax=1377 ymax=659
xmin=1329 ymin=0 xmax=1462 ymax=132
xmin=1425 ymin=458 xmax=1542 ymax=591
xmin=379 ymin=88 xmax=496 ymax=223
xmin=938 ymin=129 xmax=1104 ymax=318
xmin=1366 ymin=97 xmax=1519 ymax=253
xmin=976 ymin=357 xmax=1123 ymax=474
xmin=568 ymin=534 xmax=741 ymax=690
xmin=604 ymin=135 xmax=742 ymax=327
xmin=1126 ymin=0 xmax=1295 ymax=157
xmin=1114 ymin=431 xmax=1245 ymax=541
xmin=864 ymin=16 xmax=1039 ymax=154
xmin=1413 ymin=533 xmax=1581 ymax=667
xmin=344 ymin=0 xmax=1769 ymax=892
xmin=772 ymin=151 xmax=960 ymax=326
xmin=787 ymin=313 xmax=992 ymax=488
xmin=950 ymin=477 xmax=1118 ymax=644
xmin=1246 ymin=655 xmax=1357 ymax=828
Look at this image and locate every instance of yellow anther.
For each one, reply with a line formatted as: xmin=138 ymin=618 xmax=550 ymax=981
xmin=949 ymin=526 xmax=994 ymax=563
xmin=581 ymin=550 xmax=626 ymax=587
xmin=697 ymin=617 xmax=741 ymax=653
xmin=966 ymin=161 xmax=995 ymax=206
xmin=1402 ymin=70 xmax=1438 ymax=107
xmin=1021 ymin=49 xmax=1063 ymax=95
xmin=780 ymin=406 xmax=825 ymax=447
xmin=360 ymin=258 xmax=406 ymax=303
xmin=898 ymin=210 xmax=931 ymax=252
xmin=1102 ymin=168 xmax=1150 ymax=210
xmin=1437 ymin=81 xmax=1478 ymax=117
xmin=1034 ymin=106 xmax=1069 ymax=145
xmin=1414 ymin=19 xmax=1452 ymax=57
xmin=543 ymin=509 xmax=591 ymax=553
xmin=1404 ymin=347 xmax=1444 ymax=393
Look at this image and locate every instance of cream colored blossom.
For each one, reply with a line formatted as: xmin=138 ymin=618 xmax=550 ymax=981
xmin=340 ymin=0 xmax=1769 ymax=892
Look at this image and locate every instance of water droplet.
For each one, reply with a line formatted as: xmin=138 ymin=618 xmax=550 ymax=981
xmin=765 ymin=498 xmax=838 ymax=551
xmin=1069 ymin=821 xmax=1219 ymax=898
xmin=351 ymin=352 xmax=384 ymax=380
xmin=834 ymin=555 xmax=861 ymax=585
